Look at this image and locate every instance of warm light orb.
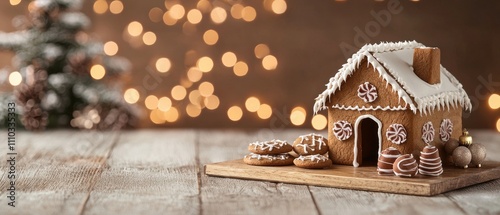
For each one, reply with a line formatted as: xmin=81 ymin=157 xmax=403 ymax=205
xmin=271 ymin=0 xmax=287 ymax=14
xmin=242 ymin=6 xmax=257 ymax=22
xmin=290 ymin=107 xmax=306 ymax=126
xmin=311 ymin=114 xmax=328 ymax=130
xmin=90 ymin=64 xmax=106 ymax=80
xmin=199 ymin=82 xmax=214 ymax=97
xmin=163 ymin=12 xmax=177 ymax=26
xmin=142 ymin=31 xmax=157 ymax=45
xmin=127 ymin=21 xmax=143 ymax=36
xmin=262 ymin=55 xmax=278 ymax=70
xmin=8 ymin=71 xmax=22 ymax=86
xmin=497 ymin=118 xmax=500 ymax=132
xmin=104 ymin=41 xmax=119 ymax=56
xmin=164 ymin=107 xmax=179 ymax=123
xmin=204 ymin=95 xmax=220 ymax=110
xmin=233 ymin=61 xmax=248 ymax=77
xmin=10 ymin=0 xmax=21 ymax=6
xmin=203 ymin=29 xmax=219 ymax=45
xmin=171 ymin=85 xmax=187 ymax=100
xmin=197 ymin=57 xmax=214 ymax=72
xmin=254 ymin=44 xmax=270 ymax=59
xmin=210 ymin=7 xmax=227 ymax=24
xmin=245 ymin=97 xmax=261 ymax=112
xmin=186 ymin=104 xmax=202 ymax=117
xmin=169 ymin=4 xmax=185 ymax=20
xmin=150 ymin=109 xmax=165 ymax=124
xmin=227 ymin=106 xmax=243 ymax=121
xmin=221 ymin=52 xmax=237 ymax=67
xmin=197 ymin=0 xmax=212 ymax=13
xmin=189 ymin=90 xmax=202 ymax=106
xmin=187 ymin=9 xmax=203 ymax=24
xmin=187 ymin=67 xmax=203 ymax=82
xmin=157 ymin=97 xmax=172 ymax=111
xmin=257 ymin=104 xmax=273 ymax=119
xmin=149 ymin=7 xmax=164 ymax=23
xmin=155 ymin=58 xmax=171 ymax=73
xmin=230 ymin=4 xmax=244 ymax=19
xmin=124 ymin=88 xmax=140 ymax=104
xmin=93 ymin=0 xmax=108 ymax=14
xmin=488 ymin=94 xmax=500 ymax=109
xmin=109 ymin=0 xmax=124 ymax=14
xmin=145 ymin=95 xmax=159 ymax=110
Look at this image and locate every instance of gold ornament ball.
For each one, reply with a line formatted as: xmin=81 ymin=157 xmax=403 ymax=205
xmin=469 ymin=143 xmax=486 ymax=168
xmin=444 ymin=138 xmax=460 ymax=155
xmin=458 ymin=128 xmax=473 ymax=147
xmin=452 ymin=146 xmax=472 ymax=168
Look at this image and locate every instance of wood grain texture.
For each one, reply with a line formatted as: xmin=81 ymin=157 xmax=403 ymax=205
xmin=0 ymin=130 xmax=118 ymax=215
xmin=81 ymin=130 xmax=199 ymax=215
xmin=199 ymin=130 xmax=320 ymax=215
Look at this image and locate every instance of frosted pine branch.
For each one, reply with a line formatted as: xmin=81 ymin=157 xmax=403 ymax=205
xmin=0 ymin=31 xmax=30 ymax=50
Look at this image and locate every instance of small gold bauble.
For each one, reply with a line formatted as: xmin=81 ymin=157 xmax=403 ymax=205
xmin=458 ymin=128 xmax=473 ymax=147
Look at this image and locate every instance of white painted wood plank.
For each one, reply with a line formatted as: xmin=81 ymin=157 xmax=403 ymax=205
xmin=200 ymin=129 xmax=320 ymax=215
xmin=82 ymin=130 xmax=199 ymax=215
xmin=0 ymin=130 xmax=117 ymax=215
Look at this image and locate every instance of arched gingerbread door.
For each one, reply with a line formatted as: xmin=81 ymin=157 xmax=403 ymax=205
xmin=353 ymin=115 xmax=382 ymax=167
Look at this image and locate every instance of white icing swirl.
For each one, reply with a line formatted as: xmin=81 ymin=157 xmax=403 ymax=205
xmin=357 ymin=82 xmax=378 ymax=103
xmin=386 ymin=124 xmax=407 ymax=145
xmin=421 ymin=121 xmax=435 ymax=144
xmin=395 ymin=154 xmax=418 ymax=177
xmin=439 ymin=119 xmax=453 ymax=142
xmin=333 ymin=120 xmax=352 ymax=141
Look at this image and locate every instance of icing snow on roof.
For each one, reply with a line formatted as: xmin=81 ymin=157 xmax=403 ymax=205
xmin=313 ymin=41 xmax=472 ymax=115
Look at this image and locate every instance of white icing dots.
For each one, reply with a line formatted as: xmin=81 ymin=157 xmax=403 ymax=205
xmin=333 ymin=120 xmax=352 ymax=141
xmin=439 ymin=119 xmax=453 ymax=142
xmin=421 ymin=121 xmax=435 ymax=144
xmin=386 ymin=124 xmax=407 ymax=145
xmin=357 ymin=82 xmax=378 ymax=103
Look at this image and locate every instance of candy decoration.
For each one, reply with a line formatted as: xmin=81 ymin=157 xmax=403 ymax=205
xmin=386 ymin=124 xmax=407 ymax=145
xmin=377 ymin=147 xmax=401 ymax=175
xmin=439 ymin=119 xmax=453 ymax=142
xmin=421 ymin=122 xmax=435 ymax=144
xmin=393 ymin=154 xmax=418 ymax=177
xmin=418 ymin=145 xmax=443 ymax=176
xmin=357 ymin=82 xmax=378 ymax=103
xmin=333 ymin=120 xmax=353 ymax=141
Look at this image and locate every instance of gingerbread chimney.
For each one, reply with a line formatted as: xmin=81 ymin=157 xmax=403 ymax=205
xmin=413 ymin=47 xmax=441 ymax=84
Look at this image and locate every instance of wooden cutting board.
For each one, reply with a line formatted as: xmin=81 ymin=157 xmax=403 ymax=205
xmin=205 ymin=159 xmax=500 ymax=196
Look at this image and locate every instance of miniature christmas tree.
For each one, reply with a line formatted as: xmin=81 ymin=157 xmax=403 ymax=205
xmin=0 ymin=0 xmax=137 ymax=130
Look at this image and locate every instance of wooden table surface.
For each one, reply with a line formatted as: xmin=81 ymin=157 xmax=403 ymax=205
xmin=1 ymin=129 xmax=499 ymax=215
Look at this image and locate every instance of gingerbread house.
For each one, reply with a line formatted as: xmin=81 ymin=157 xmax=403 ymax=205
xmin=313 ymin=41 xmax=471 ymax=167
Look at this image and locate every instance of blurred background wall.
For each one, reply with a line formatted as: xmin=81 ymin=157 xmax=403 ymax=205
xmin=1 ymin=0 xmax=499 ymax=130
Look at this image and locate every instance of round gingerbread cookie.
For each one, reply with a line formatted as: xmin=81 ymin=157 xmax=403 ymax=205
xmin=248 ymin=139 xmax=292 ymax=155
xmin=293 ymin=133 xmax=329 ymax=156
xmin=243 ymin=153 xmax=294 ymax=166
xmin=294 ymin=154 xmax=332 ymax=169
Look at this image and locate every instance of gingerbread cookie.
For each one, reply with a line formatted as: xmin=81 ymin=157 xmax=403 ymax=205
xmin=293 ymin=133 xmax=328 ymax=155
xmin=293 ymin=154 xmax=332 ymax=169
xmin=243 ymin=153 xmax=294 ymax=166
xmin=248 ymin=139 xmax=292 ymax=155
xmin=377 ymin=147 xmax=401 ymax=175
xmin=393 ymin=154 xmax=418 ymax=177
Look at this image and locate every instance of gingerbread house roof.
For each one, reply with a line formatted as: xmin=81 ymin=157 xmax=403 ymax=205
xmin=313 ymin=41 xmax=472 ymax=115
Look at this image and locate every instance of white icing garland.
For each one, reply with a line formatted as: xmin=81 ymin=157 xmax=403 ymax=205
xmin=439 ymin=119 xmax=453 ymax=142
xmin=357 ymin=82 xmax=378 ymax=103
xmin=296 ymin=154 xmax=329 ymax=163
xmin=332 ymin=120 xmax=352 ymax=141
xmin=353 ymin=115 xmax=383 ymax=167
xmin=331 ymin=104 xmax=407 ymax=111
xmin=421 ymin=122 xmax=435 ymax=144
xmin=386 ymin=124 xmax=407 ymax=145
xmin=249 ymin=139 xmax=289 ymax=152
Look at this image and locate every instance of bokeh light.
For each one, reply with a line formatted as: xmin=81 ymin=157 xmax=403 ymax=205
xmin=197 ymin=56 xmax=214 ymax=72
xmin=204 ymin=95 xmax=220 ymax=110
xmin=127 ymin=21 xmax=143 ymax=36
xmin=93 ymin=0 xmax=108 ymax=14
xmin=10 ymin=0 xmax=21 ymax=6
xmin=8 ymin=71 xmax=22 ymax=86
xmin=109 ymin=0 xmax=124 ymax=14
xmin=233 ymin=61 xmax=248 ymax=77
xmin=155 ymin=58 xmax=171 ymax=73
xmin=203 ymin=29 xmax=219 ymax=45
xmin=228 ymin=106 xmax=243 ymax=121
xmin=149 ymin=7 xmax=163 ymax=23
xmin=171 ymin=85 xmax=187 ymax=100
xmin=186 ymin=103 xmax=202 ymax=117
xmin=197 ymin=0 xmax=212 ymax=13
xmin=164 ymin=107 xmax=179 ymax=123
xmin=169 ymin=4 xmax=185 ymax=20
xmin=199 ymin=82 xmax=214 ymax=97
xmin=157 ymin=97 xmax=172 ymax=111
xmin=124 ymin=88 xmax=140 ymax=104
xmin=257 ymin=104 xmax=272 ymax=119
xmin=254 ymin=44 xmax=270 ymax=59
xmin=187 ymin=9 xmax=203 ymax=24
xmin=145 ymin=95 xmax=159 ymax=110
xmin=488 ymin=94 xmax=500 ymax=109
xmin=163 ymin=12 xmax=177 ymax=26
xmin=271 ymin=0 xmax=287 ymax=14
xmin=242 ymin=6 xmax=257 ymax=22
xmin=245 ymin=97 xmax=261 ymax=112
xmin=231 ymin=4 xmax=244 ymax=19
xmin=311 ymin=114 xmax=328 ymax=130
xmin=104 ymin=41 xmax=119 ymax=56
xmin=150 ymin=109 xmax=165 ymax=124
xmin=262 ymin=55 xmax=278 ymax=70
xmin=290 ymin=106 xmax=306 ymax=126
xmin=90 ymin=64 xmax=106 ymax=80
xmin=222 ymin=52 xmax=237 ymax=67
xmin=497 ymin=118 xmax=500 ymax=132
xmin=187 ymin=67 xmax=203 ymax=82
xmin=189 ymin=90 xmax=202 ymax=106
xmin=142 ymin=31 xmax=157 ymax=45
xmin=210 ymin=7 xmax=227 ymax=24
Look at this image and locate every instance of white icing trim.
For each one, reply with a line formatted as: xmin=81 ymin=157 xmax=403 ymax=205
xmin=331 ymin=104 xmax=407 ymax=111
xmin=353 ymin=114 xmax=382 ymax=167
